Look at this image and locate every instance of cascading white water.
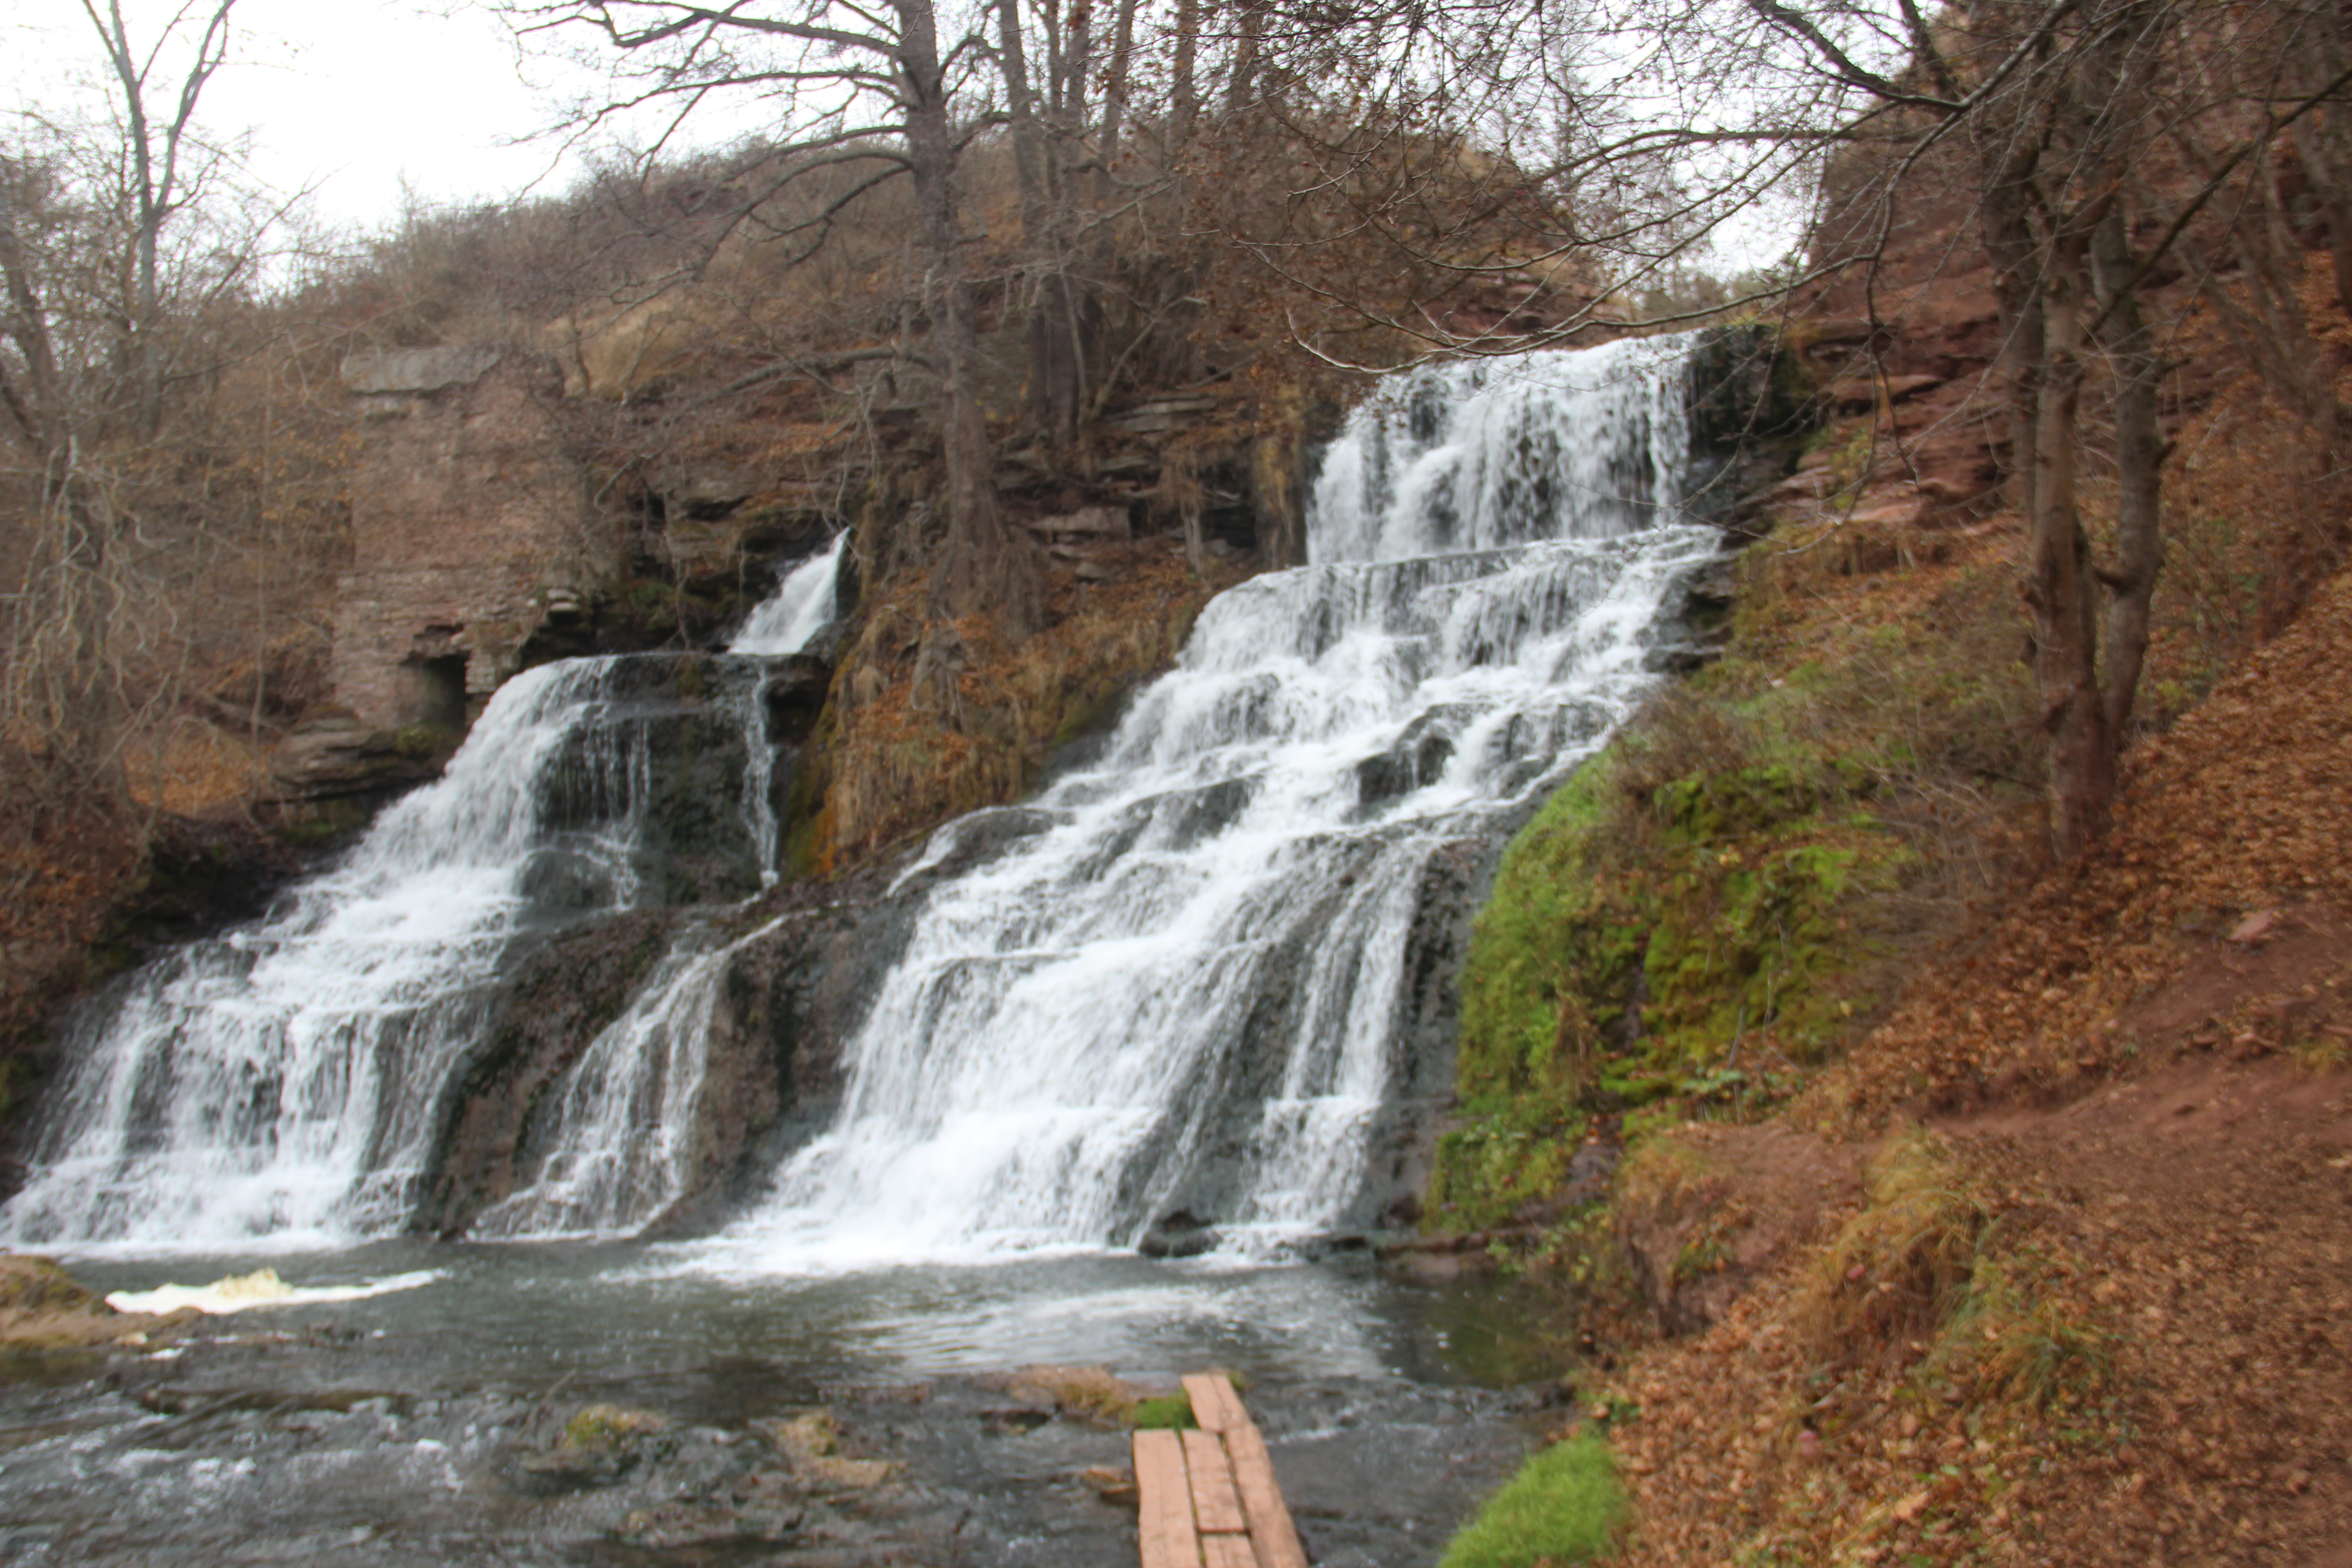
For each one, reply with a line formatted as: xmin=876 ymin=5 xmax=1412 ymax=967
xmin=730 ymin=534 xmax=843 ymax=656
xmin=1 ymin=657 xmax=781 ymax=1251
xmin=1308 ymin=341 xmax=1691 ymax=561
xmin=469 ymin=916 xmax=786 ymax=1239
xmin=709 ymin=334 xmax=1715 ymax=1269
xmin=4 ymin=337 xmax=1710 ymax=1260
xmin=727 ymin=534 xmax=842 ymax=877
xmin=460 ymin=541 xmax=851 ymax=1238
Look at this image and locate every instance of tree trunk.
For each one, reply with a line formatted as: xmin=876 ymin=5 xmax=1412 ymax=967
xmin=898 ymin=0 xmax=1041 ymax=636
xmin=1172 ymin=0 xmax=1200 ymax=144
xmin=997 ymin=0 xmax=1046 ymax=222
xmin=1227 ymin=0 xmax=1265 ymax=112
xmin=2290 ymin=0 xmax=2352 ymax=313
xmin=1977 ymin=138 xmax=2045 ymax=525
xmin=1098 ymin=0 xmax=1139 ymax=193
xmin=997 ymin=0 xmax=1079 ymax=440
xmin=2026 ymin=248 xmax=2112 ymax=861
xmin=2092 ymin=206 xmax=2164 ymax=744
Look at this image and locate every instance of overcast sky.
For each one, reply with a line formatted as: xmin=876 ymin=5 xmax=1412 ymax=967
xmin=3 ymin=1 xmax=1803 ymax=280
xmin=1 ymin=1 xmax=665 ymax=237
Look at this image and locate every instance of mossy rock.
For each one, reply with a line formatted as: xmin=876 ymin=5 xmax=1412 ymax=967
xmin=562 ymin=1403 xmax=669 ymax=1450
xmin=0 ymin=1254 xmax=107 ymax=1317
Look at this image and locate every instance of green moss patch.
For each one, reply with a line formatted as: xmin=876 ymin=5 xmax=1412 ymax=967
xmin=1437 ymin=532 xmax=2040 ymax=1234
xmin=1129 ymin=1392 xmax=1196 ymax=1430
xmin=1438 ymin=1431 xmax=1623 ymax=1568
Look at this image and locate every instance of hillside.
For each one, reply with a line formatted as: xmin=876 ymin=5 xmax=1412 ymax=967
xmin=1433 ymin=216 xmax=2352 ymax=1559
xmin=5 ymin=1 xmax=2352 ymax=1560
xmin=1590 ymin=554 xmax=2352 ymax=1565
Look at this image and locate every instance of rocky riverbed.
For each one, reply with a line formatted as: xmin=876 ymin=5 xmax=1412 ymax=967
xmin=0 ymin=1249 xmax=1560 ymax=1566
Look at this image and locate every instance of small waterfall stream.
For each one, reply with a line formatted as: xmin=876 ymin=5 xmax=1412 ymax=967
xmin=729 ymin=534 xmax=844 ymax=657
xmin=2 ymin=337 xmax=1713 ymax=1262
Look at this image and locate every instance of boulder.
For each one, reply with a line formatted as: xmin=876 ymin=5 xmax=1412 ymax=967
xmin=340 ymin=347 xmax=503 ymax=396
xmin=266 ymin=717 xmax=446 ymax=803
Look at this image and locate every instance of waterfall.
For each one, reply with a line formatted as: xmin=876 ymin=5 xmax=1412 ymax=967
xmin=1308 ymin=340 xmax=1691 ymax=561
xmin=3 ymin=335 xmax=1712 ymax=1259
xmin=730 ymin=534 xmax=844 ymax=656
xmin=1 ymin=656 xmax=781 ymax=1251
xmin=468 ymin=916 xmax=785 ymax=1240
xmin=710 ymin=334 xmax=1715 ymax=1269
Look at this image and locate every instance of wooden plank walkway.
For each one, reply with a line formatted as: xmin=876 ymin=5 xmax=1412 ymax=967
xmin=1134 ymin=1374 xmax=1308 ymax=1568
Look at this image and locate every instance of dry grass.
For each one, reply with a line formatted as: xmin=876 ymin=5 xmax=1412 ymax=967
xmin=1001 ymin=1364 xmax=1142 ymax=1424
xmin=809 ymin=544 xmax=1243 ymax=870
xmin=1601 ymin=1132 xmax=2127 ymax=1568
xmin=1788 ymin=1132 xmax=1986 ymax=1366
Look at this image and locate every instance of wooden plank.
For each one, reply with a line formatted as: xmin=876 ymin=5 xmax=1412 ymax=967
xmin=1134 ymin=1428 xmax=1202 ymax=1568
xmin=1201 ymin=1534 xmax=1259 ymax=1568
xmin=1181 ymin=1428 xmax=1249 ymax=1534
xmin=1222 ymin=1418 xmax=1309 ymax=1568
xmin=1181 ymin=1373 xmax=1250 ymax=1435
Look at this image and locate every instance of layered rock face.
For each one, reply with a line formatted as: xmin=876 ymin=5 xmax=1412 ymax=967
xmin=331 ymin=348 xmax=617 ymax=732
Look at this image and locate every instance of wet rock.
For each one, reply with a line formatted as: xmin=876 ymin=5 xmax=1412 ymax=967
xmin=981 ymin=1407 xmax=1055 ymax=1435
xmin=510 ymin=1403 xmax=671 ymax=1493
xmin=1287 ymin=1231 xmax=1374 ymax=1262
xmin=995 ymin=1365 xmax=1144 ymax=1424
xmin=1354 ymin=727 xmax=1458 ymax=812
xmin=619 ymin=1496 xmax=808 ymax=1549
xmin=757 ymin=1408 xmax=898 ymax=1489
xmin=1080 ymin=1464 xmax=1140 ymax=1506
xmin=418 ymin=909 xmax=677 ymax=1237
xmin=1138 ymin=1210 xmax=1218 ymax=1259
xmin=0 ymin=1254 xmax=201 ymax=1351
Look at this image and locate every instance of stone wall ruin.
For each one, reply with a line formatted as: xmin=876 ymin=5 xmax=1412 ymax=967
xmin=331 ymin=347 xmax=616 ymax=731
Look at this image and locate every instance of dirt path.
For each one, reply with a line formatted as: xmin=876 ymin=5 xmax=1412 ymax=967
xmin=1958 ymin=1056 xmax=2352 ymax=1565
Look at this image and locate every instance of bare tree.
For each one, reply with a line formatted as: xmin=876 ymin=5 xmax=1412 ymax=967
xmin=504 ymin=0 xmax=1043 ymax=635
xmin=1 ymin=0 xmax=255 ymax=808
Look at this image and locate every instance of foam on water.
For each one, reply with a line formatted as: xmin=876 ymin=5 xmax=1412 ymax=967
xmin=106 ymin=1266 xmax=441 ymax=1316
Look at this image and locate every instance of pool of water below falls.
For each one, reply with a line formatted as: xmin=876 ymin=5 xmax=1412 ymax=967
xmin=0 ymin=1245 xmax=1570 ymax=1568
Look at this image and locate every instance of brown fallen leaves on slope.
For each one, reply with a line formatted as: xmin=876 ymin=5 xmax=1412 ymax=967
xmin=1595 ymin=557 xmax=2352 ymax=1564
xmin=1807 ymin=554 xmax=2352 ymax=1129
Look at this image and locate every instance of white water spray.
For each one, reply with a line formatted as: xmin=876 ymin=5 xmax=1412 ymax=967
xmin=4 ymin=335 xmax=1714 ymax=1261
